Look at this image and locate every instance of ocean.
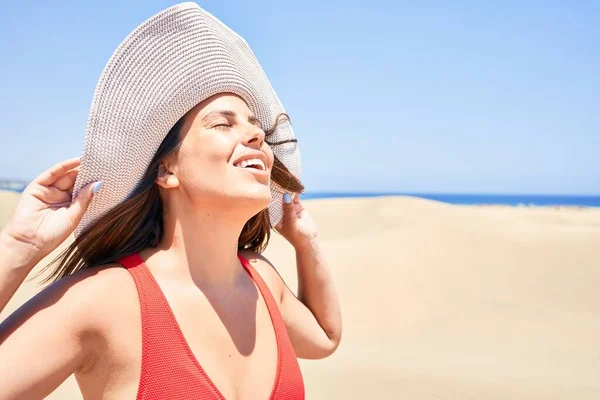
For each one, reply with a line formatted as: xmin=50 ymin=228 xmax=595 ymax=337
xmin=2 ymin=181 xmax=599 ymax=207
xmin=300 ymin=192 xmax=600 ymax=207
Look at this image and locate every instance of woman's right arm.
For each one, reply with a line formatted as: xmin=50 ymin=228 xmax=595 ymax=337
xmin=0 ymin=158 xmax=98 ymax=314
xmin=0 ymin=264 xmax=105 ymax=399
xmin=0 ymin=232 xmax=37 ymax=315
xmin=0 ymin=158 xmax=101 ymax=399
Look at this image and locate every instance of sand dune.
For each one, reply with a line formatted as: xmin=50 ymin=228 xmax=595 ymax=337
xmin=2 ymin=193 xmax=599 ymax=399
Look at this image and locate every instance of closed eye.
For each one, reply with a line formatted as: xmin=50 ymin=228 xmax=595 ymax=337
xmin=212 ymin=123 xmax=232 ymax=130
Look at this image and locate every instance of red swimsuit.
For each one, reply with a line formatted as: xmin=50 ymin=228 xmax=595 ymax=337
xmin=117 ymin=253 xmax=305 ymax=399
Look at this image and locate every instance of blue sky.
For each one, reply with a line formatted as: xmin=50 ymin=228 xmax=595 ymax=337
xmin=0 ymin=0 xmax=598 ymax=194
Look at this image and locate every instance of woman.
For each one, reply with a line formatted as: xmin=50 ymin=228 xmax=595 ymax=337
xmin=0 ymin=3 xmax=341 ymax=400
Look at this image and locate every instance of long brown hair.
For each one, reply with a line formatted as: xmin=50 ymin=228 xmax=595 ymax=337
xmin=38 ymin=112 xmax=303 ymax=284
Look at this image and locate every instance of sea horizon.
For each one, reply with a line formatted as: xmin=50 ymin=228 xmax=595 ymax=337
xmin=2 ymin=180 xmax=599 ymax=207
xmin=301 ymin=192 xmax=600 ymax=207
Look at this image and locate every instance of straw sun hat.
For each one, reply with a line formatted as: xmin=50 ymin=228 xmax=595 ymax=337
xmin=72 ymin=2 xmax=301 ymax=237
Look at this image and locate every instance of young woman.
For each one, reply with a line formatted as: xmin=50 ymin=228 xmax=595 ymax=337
xmin=0 ymin=3 xmax=341 ymax=400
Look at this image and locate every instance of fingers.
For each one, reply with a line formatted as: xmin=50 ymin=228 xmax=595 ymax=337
xmin=293 ymin=194 xmax=304 ymax=215
xmin=32 ymin=184 xmax=73 ymax=205
xmin=66 ymin=181 xmax=102 ymax=228
xmin=34 ymin=157 xmax=81 ymax=187
xmin=52 ymin=168 xmax=80 ymax=196
xmin=282 ymin=193 xmax=297 ymax=222
xmin=274 ymin=193 xmax=295 ymax=231
xmin=275 ymin=192 xmax=304 ymax=232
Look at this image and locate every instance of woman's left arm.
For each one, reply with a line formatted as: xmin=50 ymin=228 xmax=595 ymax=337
xmin=275 ymin=194 xmax=342 ymax=359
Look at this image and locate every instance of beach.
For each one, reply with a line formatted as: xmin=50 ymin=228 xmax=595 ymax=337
xmin=2 ymin=191 xmax=600 ymax=399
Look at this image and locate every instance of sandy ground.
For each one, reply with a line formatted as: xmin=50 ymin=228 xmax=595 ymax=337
xmin=2 ymin=191 xmax=600 ymax=399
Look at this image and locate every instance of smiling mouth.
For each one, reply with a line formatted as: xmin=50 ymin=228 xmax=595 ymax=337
xmin=233 ymin=158 xmax=266 ymax=171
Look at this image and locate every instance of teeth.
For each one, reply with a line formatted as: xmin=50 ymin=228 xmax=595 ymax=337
xmin=235 ymin=158 xmax=265 ymax=170
xmin=253 ymin=159 xmax=265 ymax=170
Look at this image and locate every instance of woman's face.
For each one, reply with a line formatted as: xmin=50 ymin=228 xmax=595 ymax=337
xmin=160 ymin=93 xmax=274 ymax=213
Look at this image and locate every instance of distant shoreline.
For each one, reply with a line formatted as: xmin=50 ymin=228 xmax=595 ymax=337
xmin=0 ymin=180 xmax=27 ymax=192
xmin=2 ymin=188 xmax=599 ymax=207
xmin=301 ymin=192 xmax=600 ymax=207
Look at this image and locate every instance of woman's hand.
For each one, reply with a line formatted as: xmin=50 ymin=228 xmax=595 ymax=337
xmin=273 ymin=193 xmax=342 ymax=359
xmin=1 ymin=158 xmax=101 ymax=269
xmin=275 ymin=193 xmax=318 ymax=249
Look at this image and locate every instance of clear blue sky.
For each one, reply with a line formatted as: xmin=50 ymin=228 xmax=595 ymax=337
xmin=0 ymin=0 xmax=598 ymax=194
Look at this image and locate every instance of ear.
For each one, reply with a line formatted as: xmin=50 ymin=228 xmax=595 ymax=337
xmin=155 ymin=159 xmax=180 ymax=189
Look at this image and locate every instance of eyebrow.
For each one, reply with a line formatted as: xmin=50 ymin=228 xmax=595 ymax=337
xmin=202 ymin=110 xmax=262 ymax=128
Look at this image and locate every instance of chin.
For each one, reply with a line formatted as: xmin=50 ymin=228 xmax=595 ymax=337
xmin=235 ymin=184 xmax=272 ymax=211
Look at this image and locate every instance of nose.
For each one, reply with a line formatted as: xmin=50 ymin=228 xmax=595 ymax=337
xmin=243 ymin=125 xmax=265 ymax=149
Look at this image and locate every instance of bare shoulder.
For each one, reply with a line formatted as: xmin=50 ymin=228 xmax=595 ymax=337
xmin=239 ymin=250 xmax=285 ymax=304
xmin=55 ymin=263 xmax=138 ymax=331
xmin=0 ymin=261 xmax=137 ymax=386
xmin=2 ymin=262 xmax=135 ymax=340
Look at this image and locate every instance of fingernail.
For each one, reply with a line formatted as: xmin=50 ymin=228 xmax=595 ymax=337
xmin=92 ymin=181 xmax=104 ymax=194
xmin=283 ymin=193 xmax=292 ymax=204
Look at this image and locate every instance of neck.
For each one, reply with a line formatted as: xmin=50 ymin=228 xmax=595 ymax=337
xmin=148 ymin=198 xmax=252 ymax=287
